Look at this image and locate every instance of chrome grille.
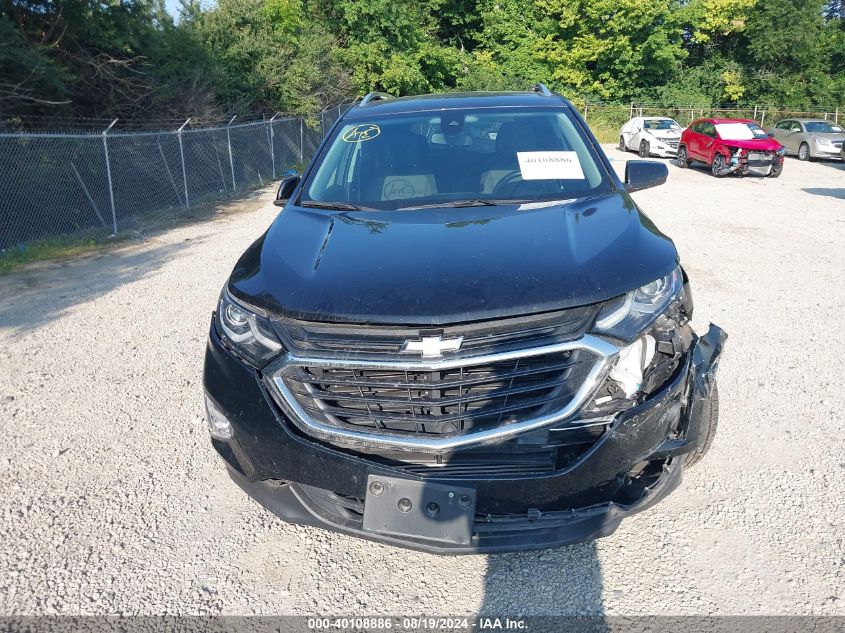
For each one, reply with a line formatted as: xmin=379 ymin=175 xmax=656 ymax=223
xmin=270 ymin=305 xmax=600 ymax=360
xmin=281 ymin=349 xmax=595 ymax=436
xmin=267 ymin=334 xmax=617 ymax=452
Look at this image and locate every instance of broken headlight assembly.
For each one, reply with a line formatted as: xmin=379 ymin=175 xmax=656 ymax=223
xmin=216 ymin=289 xmax=283 ymax=368
xmin=587 ymin=266 xmax=692 ymax=413
xmin=594 ymin=266 xmax=683 ymax=341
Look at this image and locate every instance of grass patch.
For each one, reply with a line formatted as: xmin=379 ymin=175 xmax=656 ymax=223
xmin=0 ymin=237 xmax=108 ymax=276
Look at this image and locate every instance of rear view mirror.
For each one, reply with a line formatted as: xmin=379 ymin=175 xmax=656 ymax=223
xmin=624 ymin=160 xmax=668 ymax=193
xmin=273 ymin=175 xmax=300 ymax=207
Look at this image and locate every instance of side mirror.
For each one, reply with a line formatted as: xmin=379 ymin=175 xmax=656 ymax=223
xmin=624 ymin=160 xmax=668 ymax=193
xmin=273 ymin=175 xmax=300 ymax=207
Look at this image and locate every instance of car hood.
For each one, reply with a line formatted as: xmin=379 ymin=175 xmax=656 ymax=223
xmin=229 ymin=192 xmax=678 ymax=325
xmin=649 ymin=130 xmax=682 ymax=141
xmin=810 ymin=132 xmax=845 ymax=140
xmin=719 ymin=138 xmax=783 ymax=151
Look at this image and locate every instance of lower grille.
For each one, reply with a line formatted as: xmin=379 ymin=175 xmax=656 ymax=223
xmin=280 ymin=348 xmax=596 ymax=436
xmin=747 ymin=151 xmax=774 ymax=165
xmin=381 ymin=449 xmax=557 ymax=478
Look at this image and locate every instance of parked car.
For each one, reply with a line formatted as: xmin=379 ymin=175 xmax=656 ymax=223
xmin=619 ymin=116 xmax=683 ymax=158
xmin=203 ymin=86 xmax=726 ymax=553
xmin=768 ymin=118 xmax=845 ymax=161
xmin=678 ymin=118 xmax=785 ymax=177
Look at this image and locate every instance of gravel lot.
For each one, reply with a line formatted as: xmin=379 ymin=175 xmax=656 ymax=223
xmin=1 ymin=148 xmax=843 ymax=616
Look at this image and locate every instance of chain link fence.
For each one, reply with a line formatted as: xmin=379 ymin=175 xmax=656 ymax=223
xmin=4 ymin=98 xmax=842 ymax=250
xmin=0 ymin=116 xmax=323 ymax=250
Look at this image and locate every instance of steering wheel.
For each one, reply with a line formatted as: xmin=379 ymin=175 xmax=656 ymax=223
xmin=491 ymin=170 xmax=527 ymax=196
xmin=491 ymin=170 xmax=554 ymax=197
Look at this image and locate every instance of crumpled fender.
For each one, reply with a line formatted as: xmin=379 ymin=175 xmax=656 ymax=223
xmin=684 ymin=323 xmax=727 ymax=448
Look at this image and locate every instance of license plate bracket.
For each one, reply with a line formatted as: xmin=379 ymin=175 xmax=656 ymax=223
xmin=362 ymin=475 xmax=476 ymax=545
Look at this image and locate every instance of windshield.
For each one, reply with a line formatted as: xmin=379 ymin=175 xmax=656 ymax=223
xmin=643 ymin=119 xmax=681 ymax=131
xmin=301 ymin=108 xmax=612 ymax=210
xmin=805 ymin=121 xmax=844 ymax=134
xmin=715 ymin=122 xmax=769 ymax=140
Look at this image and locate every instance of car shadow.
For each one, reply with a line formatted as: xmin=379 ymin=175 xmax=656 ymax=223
xmin=364 ymin=477 xmax=608 ymax=618
xmin=480 ymin=542 xmax=605 ymax=618
xmin=801 ymin=188 xmax=845 ymax=200
xmin=0 ymin=240 xmax=196 ymax=334
xmin=817 ymin=159 xmax=845 ymax=171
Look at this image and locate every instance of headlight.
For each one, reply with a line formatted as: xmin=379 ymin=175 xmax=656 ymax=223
xmin=593 ymin=266 xmax=683 ymax=341
xmin=815 ymin=137 xmax=833 ymax=147
xmin=216 ymin=289 xmax=283 ymax=367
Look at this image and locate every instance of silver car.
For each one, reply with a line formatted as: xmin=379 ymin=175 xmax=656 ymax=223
xmin=768 ymin=118 xmax=844 ymax=160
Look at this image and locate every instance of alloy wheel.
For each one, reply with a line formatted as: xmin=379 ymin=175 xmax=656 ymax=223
xmin=799 ymin=143 xmax=810 ymax=161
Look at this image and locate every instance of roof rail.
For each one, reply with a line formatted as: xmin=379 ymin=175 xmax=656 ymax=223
xmin=360 ymin=91 xmax=394 ymax=106
xmin=530 ymin=83 xmax=552 ymax=97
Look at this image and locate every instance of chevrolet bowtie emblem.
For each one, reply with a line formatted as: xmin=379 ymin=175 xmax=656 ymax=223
xmin=400 ymin=335 xmax=464 ymax=358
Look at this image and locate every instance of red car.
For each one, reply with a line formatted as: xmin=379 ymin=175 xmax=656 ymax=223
xmin=678 ymin=118 xmax=786 ymax=178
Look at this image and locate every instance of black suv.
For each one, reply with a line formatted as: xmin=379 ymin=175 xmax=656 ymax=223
xmin=203 ymin=86 xmax=726 ymax=553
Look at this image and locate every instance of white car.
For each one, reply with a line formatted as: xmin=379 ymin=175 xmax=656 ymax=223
xmin=619 ymin=117 xmax=683 ymax=158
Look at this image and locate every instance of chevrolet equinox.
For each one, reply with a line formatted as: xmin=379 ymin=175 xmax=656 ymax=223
xmin=202 ymin=86 xmax=726 ymax=553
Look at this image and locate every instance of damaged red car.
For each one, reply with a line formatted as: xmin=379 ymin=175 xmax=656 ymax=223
xmin=678 ymin=118 xmax=786 ymax=178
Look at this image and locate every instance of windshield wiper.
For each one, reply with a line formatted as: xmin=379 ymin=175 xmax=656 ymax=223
xmin=299 ymin=200 xmax=376 ymax=211
xmin=398 ymin=198 xmax=531 ymax=210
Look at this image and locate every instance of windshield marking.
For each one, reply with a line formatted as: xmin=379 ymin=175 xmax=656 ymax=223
xmin=517 ymin=151 xmax=585 ymax=180
xmin=342 ymin=124 xmax=381 ymax=142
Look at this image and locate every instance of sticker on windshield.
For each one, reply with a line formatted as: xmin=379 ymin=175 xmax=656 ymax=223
xmin=342 ymin=124 xmax=381 ymax=143
xmin=517 ymin=151 xmax=585 ymax=180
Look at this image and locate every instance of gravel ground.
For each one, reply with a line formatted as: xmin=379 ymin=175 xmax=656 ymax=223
xmin=1 ymin=148 xmax=843 ymax=616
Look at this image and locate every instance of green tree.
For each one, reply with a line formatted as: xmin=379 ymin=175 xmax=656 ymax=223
xmin=744 ymin=0 xmax=843 ymax=106
xmin=535 ymin=0 xmax=686 ymax=100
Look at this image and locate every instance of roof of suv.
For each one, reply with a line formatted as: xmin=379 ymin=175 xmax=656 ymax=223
xmin=342 ymin=90 xmax=571 ymax=120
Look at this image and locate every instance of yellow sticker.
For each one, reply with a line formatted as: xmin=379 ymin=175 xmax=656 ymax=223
xmin=342 ymin=124 xmax=381 ymax=143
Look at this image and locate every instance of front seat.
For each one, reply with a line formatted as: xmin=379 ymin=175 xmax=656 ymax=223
xmin=479 ymin=121 xmax=537 ymax=194
xmin=480 ymin=119 xmax=566 ymax=193
xmin=365 ymin=130 xmax=436 ymax=202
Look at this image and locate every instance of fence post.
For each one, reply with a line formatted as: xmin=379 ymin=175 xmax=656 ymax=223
xmin=753 ymin=105 xmax=758 ymax=121
xmin=836 ymin=108 xmax=840 ymax=124
xmin=299 ymin=117 xmax=304 ymax=163
xmin=177 ymin=118 xmax=191 ymax=209
xmin=630 ymin=102 xmax=634 ymax=119
xmin=269 ymin=113 xmax=280 ymax=180
xmin=102 ymin=119 xmax=118 ymax=235
xmin=583 ymin=101 xmax=588 ymax=122
xmin=226 ymin=115 xmax=237 ymax=191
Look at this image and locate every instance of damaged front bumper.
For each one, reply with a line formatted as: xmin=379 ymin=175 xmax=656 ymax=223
xmin=717 ymin=148 xmax=785 ymax=176
xmin=203 ymin=322 xmax=726 ymax=554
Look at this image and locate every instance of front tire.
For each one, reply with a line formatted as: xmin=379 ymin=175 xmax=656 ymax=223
xmin=711 ymin=153 xmax=727 ymax=177
xmin=639 ymin=140 xmax=650 ymax=158
xmin=676 ymin=145 xmax=689 ymax=168
xmin=619 ymin=136 xmax=627 ymax=152
xmin=685 ymin=383 xmax=719 ymax=468
xmin=769 ymin=163 xmax=783 ymax=178
xmin=798 ymin=142 xmax=810 ymax=161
